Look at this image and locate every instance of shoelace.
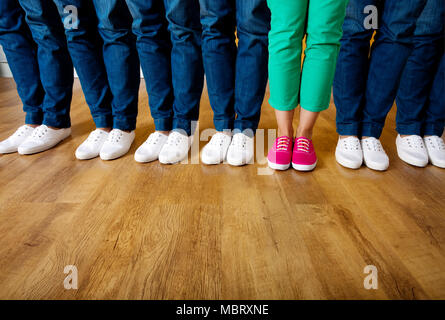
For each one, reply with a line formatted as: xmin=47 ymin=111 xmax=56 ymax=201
xmin=30 ymin=125 xmax=48 ymax=139
xmin=341 ymin=137 xmax=360 ymax=151
xmin=404 ymin=135 xmax=425 ymax=149
xmin=295 ymin=138 xmax=310 ymax=153
xmin=166 ymin=132 xmax=186 ymax=147
xmin=276 ymin=136 xmax=291 ymax=151
xmin=12 ymin=125 xmax=32 ymax=138
xmin=210 ymin=133 xmax=229 ymax=147
xmin=146 ymin=132 xmax=163 ymax=145
xmin=425 ymin=136 xmax=445 ymax=151
xmin=108 ymin=130 xmax=123 ymax=143
xmin=86 ymin=130 xmax=106 ymax=144
xmin=363 ymin=138 xmax=383 ymax=152
xmin=232 ymin=134 xmax=248 ymax=149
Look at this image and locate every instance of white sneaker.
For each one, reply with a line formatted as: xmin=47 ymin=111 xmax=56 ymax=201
xmin=134 ymin=131 xmax=169 ymax=163
xmin=226 ymin=132 xmax=254 ymax=166
xmin=396 ymin=134 xmax=428 ymax=167
xmin=18 ymin=125 xmax=71 ymax=155
xmin=99 ymin=129 xmax=135 ymax=161
xmin=158 ymin=131 xmax=192 ymax=164
xmin=361 ymin=137 xmax=389 ymax=171
xmin=0 ymin=125 xmax=35 ymax=154
xmin=424 ymin=135 xmax=445 ymax=168
xmin=75 ymin=129 xmax=109 ymax=160
xmin=201 ymin=132 xmax=232 ymax=165
xmin=335 ymin=136 xmax=363 ymax=169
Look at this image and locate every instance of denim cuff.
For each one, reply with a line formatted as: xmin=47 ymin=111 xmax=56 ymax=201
xmin=93 ymin=115 xmax=113 ymax=129
xmin=173 ymin=118 xmax=196 ymax=136
xmin=361 ymin=122 xmax=384 ymax=139
xmin=396 ymin=122 xmax=423 ymax=136
xmin=336 ymin=122 xmax=361 ymax=136
xmin=423 ymin=123 xmax=445 ymax=137
xmin=214 ymin=119 xmax=234 ymax=132
xmin=114 ymin=116 xmax=137 ymax=132
xmin=154 ymin=118 xmax=173 ymax=132
xmin=43 ymin=114 xmax=71 ymax=129
xmin=234 ymin=119 xmax=259 ymax=133
xmin=25 ymin=111 xmax=43 ymax=126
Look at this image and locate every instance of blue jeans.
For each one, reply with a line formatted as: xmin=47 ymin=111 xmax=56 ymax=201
xmin=93 ymin=0 xmax=140 ymax=131
xmin=53 ymin=0 xmax=113 ymax=129
xmin=126 ymin=0 xmax=174 ymax=132
xmin=396 ymin=0 xmax=444 ymax=137
xmin=199 ymin=0 xmax=270 ymax=132
xmin=164 ymin=0 xmax=204 ymax=136
xmin=334 ymin=0 xmax=427 ymax=138
xmin=0 ymin=0 xmax=73 ymax=128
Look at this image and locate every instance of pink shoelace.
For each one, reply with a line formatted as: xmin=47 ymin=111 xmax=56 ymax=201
xmin=276 ymin=136 xmax=291 ymax=151
xmin=295 ymin=137 xmax=310 ymax=153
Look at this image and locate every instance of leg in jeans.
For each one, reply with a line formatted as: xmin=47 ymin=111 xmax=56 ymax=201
xmin=333 ymin=0 xmax=377 ymax=137
xmin=164 ymin=0 xmax=204 ymax=136
xmin=53 ymin=0 xmax=113 ymax=129
xmin=361 ymin=0 xmax=427 ymax=138
xmin=93 ymin=0 xmax=140 ymax=131
xmin=0 ymin=0 xmax=44 ymax=126
xmin=396 ymin=0 xmax=444 ymax=136
xmin=18 ymin=0 xmax=74 ymax=128
xmin=424 ymin=54 xmax=444 ymax=137
xmin=234 ymin=0 xmax=270 ymax=133
xmin=126 ymin=0 xmax=174 ymax=132
xmin=199 ymin=0 xmax=236 ymax=132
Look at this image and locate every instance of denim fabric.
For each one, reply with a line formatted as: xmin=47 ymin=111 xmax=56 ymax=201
xmin=334 ymin=0 xmax=427 ymax=138
xmin=1 ymin=0 xmax=74 ymax=128
xmin=126 ymin=0 xmax=174 ymax=132
xmin=93 ymin=0 xmax=140 ymax=131
xmin=0 ymin=0 xmax=44 ymax=125
xmin=199 ymin=0 xmax=270 ymax=132
xmin=396 ymin=0 xmax=444 ymax=136
xmin=53 ymin=0 xmax=113 ymax=129
xmin=424 ymin=54 xmax=444 ymax=136
xmin=164 ymin=0 xmax=204 ymax=136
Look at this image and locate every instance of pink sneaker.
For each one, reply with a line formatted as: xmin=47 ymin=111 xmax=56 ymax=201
xmin=292 ymin=137 xmax=317 ymax=171
xmin=267 ymin=136 xmax=293 ymax=170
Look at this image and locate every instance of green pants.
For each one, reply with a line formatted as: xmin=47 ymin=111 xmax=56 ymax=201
xmin=267 ymin=0 xmax=348 ymax=112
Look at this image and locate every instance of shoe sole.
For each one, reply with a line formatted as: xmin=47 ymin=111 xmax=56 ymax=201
xmin=267 ymin=159 xmax=290 ymax=171
xmin=18 ymin=135 xmax=70 ymax=155
xmin=335 ymin=150 xmax=362 ymax=169
xmin=363 ymin=158 xmax=388 ymax=171
xmin=396 ymin=147 xmax=428 ymax=168
xmin=292 ymin=161 xmax=317 ymax=172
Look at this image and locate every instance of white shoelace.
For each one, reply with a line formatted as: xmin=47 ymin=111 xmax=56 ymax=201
xmin=402 ymin=135 xmax=425 ymax=150
xmin=86 ymin=130 xmax=107 ymax=144
xmin=30 ymin=125 xmax=49 ymax=140
xmin=231 ymin=133 xmax=248 ymax=150
xmin=340 ymin=137 xmax=361 ymax=151
xmin=209 ymin=132 xmax=230 ymax=148
xmin=145 ymin=132 xmax=164 ymax=146
xmin=108 ymin=130 xmax=124 ymax=144
xmin=12 ymin=125 xmax=33 ymax=138
xmin=425 ymin=136 xmax=445 ymax=151
xmin=362 ymin=137 xmax=384 ymax=152
xmin=166 ymin=131 xmax=187 ymax=147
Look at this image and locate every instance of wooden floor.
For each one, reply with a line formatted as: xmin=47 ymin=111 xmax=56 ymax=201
xmin=0 ymin=78 xmax=444 ymax=300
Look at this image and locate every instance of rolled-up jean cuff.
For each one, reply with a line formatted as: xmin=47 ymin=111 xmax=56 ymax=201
xmin=93 ymin=115 xmax=113 ymax=129
xmin=173 ymin=118 xmax=195 ymax=136
xmin=114 ymin=116 xmax=136 ymax=131
xmin=234 ymin=120 xmax=259 ymax=133
xmin=43 ymin=114 xmax=71 ymax=128
xmin=154 ymin=118 xmax=173 ymax=132
xmin=361 ymin=123 xmax=384 ymax=139
xmin=214 ymin=119 xmax=234 ymax=132
xmin=396 ymin=123 xmax=423 ymax=136
xmin=25 ymin=111 xmax=43 ymax=126
xmin=336 ymin=122 xmax=361 ymax=136
xmin=423 ymin=123 xmax=445 ymax=137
